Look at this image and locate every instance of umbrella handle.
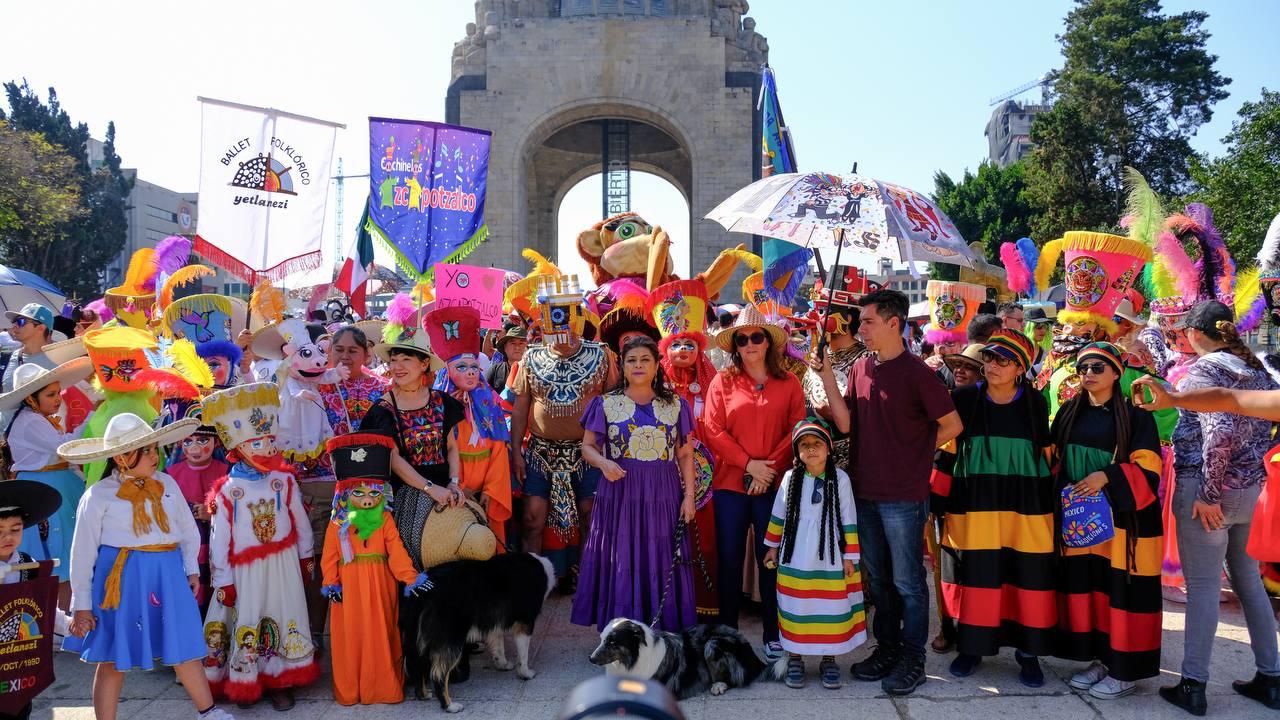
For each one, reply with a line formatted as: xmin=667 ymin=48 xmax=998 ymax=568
xmin=814 ymin=229 xmax=846 ymax=362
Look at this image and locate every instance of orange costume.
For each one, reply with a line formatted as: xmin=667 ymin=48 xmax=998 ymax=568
xmin=457 ymin=415 xmax=513 ymax=544
xmin=321 ymin=433 xmax=433 ymax=705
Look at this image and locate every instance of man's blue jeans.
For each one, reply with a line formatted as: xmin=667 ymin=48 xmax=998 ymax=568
xmin=856 ymin=498 xmax=930 ymax=659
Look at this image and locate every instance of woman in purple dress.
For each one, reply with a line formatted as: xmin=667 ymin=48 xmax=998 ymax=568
xmin=573 ymin=336 xmax=698 ymax=631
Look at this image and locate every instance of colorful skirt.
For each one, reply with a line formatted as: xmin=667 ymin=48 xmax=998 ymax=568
xmin=570 ymin=459 xmax=696 ymax=632
xmin=16 ymin=468 xmax=83 ymax=580
xmin=64 ymin=546 xmax=204 ymax=670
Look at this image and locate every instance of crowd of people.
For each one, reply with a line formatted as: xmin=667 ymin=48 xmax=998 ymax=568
xmin=0 ymin=204 xmax=1278 ymax=719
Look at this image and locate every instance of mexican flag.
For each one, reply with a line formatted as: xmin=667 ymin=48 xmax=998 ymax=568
xmin=335 ymin=204 xmax=375 ymax=315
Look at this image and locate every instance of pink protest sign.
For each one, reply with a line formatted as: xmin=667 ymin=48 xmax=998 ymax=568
xmin=433 ymin=263 xmax=506 ymax=329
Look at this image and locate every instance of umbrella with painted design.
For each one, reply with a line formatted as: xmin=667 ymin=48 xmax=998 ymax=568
xmin=706 ymin=172 xmax=975 ymax=268
xmin=0 ymin=265 xmax=66 ymax=316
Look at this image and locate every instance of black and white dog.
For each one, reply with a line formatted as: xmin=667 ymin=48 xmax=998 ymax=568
xmin=400 ymin=553 xmax=556 ymax=712
xmin=588 ymin=618 xmax=782 ymax=699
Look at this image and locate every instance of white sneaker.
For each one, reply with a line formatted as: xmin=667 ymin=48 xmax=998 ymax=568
xmin=198 ymin=708 xmax=236 ymax=720
xmin=1069 ymin=661 xmax=1108 ymax=690
xmin=1089 ymin=676 xmax=1137 ymax=699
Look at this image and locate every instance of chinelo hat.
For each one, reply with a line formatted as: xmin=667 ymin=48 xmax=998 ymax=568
xmin=57 ymin=413 xmax=200 ymax=464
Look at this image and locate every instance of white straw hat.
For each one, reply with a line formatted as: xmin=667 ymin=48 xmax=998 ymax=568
xmin=0 ymin=357 xmax=93 ymax=411
xmin=57 ymin=413 xmax=200 ymax=464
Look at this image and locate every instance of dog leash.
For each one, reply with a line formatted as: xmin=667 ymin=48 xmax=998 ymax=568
xmin=649 ymin=518 xmax=715 ymax=627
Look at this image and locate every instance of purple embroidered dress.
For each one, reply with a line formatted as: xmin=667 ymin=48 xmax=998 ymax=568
xmin=571 ymin=393 xmax=697 ymax=632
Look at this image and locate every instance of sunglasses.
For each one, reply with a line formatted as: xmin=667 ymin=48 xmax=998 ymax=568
xmin=12 ymin=317 xmax=37 ymax=328
xmin=1076 ymin=362 xmax=1111 ymax=375
xmin=982 ymin=353 xmax=1015 ymax=368
xmin=734 ymin=331 xmax=767 ymax=348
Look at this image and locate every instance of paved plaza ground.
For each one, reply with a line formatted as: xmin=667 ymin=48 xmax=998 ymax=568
xmin=36 ymin=581 xmax=1280 ymax=720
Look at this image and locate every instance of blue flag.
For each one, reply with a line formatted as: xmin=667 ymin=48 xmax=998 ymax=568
xmin=759 ymin=66 xmax=797 ymax=175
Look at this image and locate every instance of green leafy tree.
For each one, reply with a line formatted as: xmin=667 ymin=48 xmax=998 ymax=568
xmin=1188 ymin=88 xmax=1280 ymax=263
xmin=931 ymin=161 xmax=1034 ymax=281
xmin=1024 ymin=0 xmax=1230 ymax=241
xmin=0 ymin=121 xmax=83 ymax=245
xmin=0 ymin=81 xmax=133 ymax=300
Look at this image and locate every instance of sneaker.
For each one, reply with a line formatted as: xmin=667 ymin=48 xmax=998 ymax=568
xmin=785 ymin=655 xmax=806 ymax=689
xmin=882 ymin=654 xmax=926 ymax=696
xmin=1161 ymin=586 xmax=1188 ymax=604
xmin=1089 ymin=676 xmax=1137 ymax=700
xmin=949 ymin=653 xmax=981 ymax=678
xmin=1159 ymin=676 xmax=1208 ymax=716
xmin=1015 ymin=653 xmax=1044 ymax=688
xmin=820 ymin=657 xmax=841 ymax=689
xmin=1232 ymin=672 xmax=1280 ymax=710
xmin=1069 ymin=661 xmax=1108 ymax=690
xmin=763 ymin=641 xmax=784 ymax=662
xmin=851 ymin=643 xmax=900 ymax=682
xmin=199 ymin=709 xmax=237 ymax=720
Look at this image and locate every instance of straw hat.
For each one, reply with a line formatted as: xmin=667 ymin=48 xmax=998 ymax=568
xmin=714 ymin=303 xmax=788 ymax=353
xmin=942 ymin=344 xmax=985 ymax=373
xmin=0 ymin=357 xmax=93 ymax=411
xmin=419 ymin=499 xmax=497 ymax=569
xmin=350 ymin=319 xmax=386 ymax=348
xmin=372 ymin=322 xmax=445 ymax=372
xmin=58 ymin=413 xmax=200 ymax=464
xmin=40 ymin=336 xmax=86 ymax=366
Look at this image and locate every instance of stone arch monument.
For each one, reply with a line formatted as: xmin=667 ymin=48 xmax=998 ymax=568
xmin=446 ymin=0 xmax=768 ymax=285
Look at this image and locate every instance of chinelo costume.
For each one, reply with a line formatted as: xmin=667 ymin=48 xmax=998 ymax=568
xmin=201 ymin=382 xmax=318 ymax=703
xmin=424 ymin=305 xmax=513 ymax=543
xmin=59 ymin=414 xmax=207 ymax=669
xmin=320 ymin=432 xmax=432 ymax=705
xmin=922 ymin=280 xmax=986 ymax=346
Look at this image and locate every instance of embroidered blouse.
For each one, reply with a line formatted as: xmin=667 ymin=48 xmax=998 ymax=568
xmin=319 ymin=374 xmax=389 ymax=436
xmin=69 ymin=471 xmax=201 ymax=611
xmin=360 ymin=390 xmax=464 ymax=486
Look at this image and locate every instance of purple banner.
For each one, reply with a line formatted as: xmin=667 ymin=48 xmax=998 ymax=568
xmin=367 ymin=117 xmax=491 ymax=278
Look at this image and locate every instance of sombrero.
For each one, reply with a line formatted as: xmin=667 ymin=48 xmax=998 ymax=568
xmin=57 ymin=413 xmax=200 ymax=464
xmin=714 ymin=303 xmax=788 ymax=353
xmin=0 ymin=357 xmax=93 ymax=411
xmin=40 ymin=336 xmax=87 ymax=366
xmin=0 ymin=480 xmax=62 ymax=528
xmin=419 ymin=499 xmax=497 ymax=569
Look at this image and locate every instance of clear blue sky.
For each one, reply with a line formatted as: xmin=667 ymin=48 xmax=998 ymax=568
xmin=2 ymin=0 xmax=1275 ymax=284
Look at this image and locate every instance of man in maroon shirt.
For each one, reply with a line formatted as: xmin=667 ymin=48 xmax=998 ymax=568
xmin=818 ymin=288 xmax=961 ymax=696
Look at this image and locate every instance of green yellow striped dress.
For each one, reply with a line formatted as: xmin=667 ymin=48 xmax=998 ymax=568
xmin=764 ymin=468 xmax=867 ymax=655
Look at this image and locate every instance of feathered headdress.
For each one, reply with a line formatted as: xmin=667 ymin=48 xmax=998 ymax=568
xmin=159 ymin=265 xmax=215 ymax=311
xmin=249 ymin=282 xmax=286 ymax=327
xmin=150 ymin=236 xmax=192 ymax=292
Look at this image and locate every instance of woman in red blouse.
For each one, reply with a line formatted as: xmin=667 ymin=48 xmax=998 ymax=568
xmin=704 ymin=306 xmax=806 ymax=661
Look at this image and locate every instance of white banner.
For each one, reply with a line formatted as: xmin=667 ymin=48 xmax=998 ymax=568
xmin=195 ymin=97 xmax=339 ymax=283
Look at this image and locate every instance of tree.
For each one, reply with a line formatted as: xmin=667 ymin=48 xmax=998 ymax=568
xmin=0 ymin=81 xmax=132 ymax=300
xmin=1024 ymin=0 xmax=1230 ymax=242
xmin=931 ymin=161 xmax=1035 ymax=281
xmin=1188 ymin=88 xmax=1280 ymax=263
xmin=0 ymin=121 xmax=83 ymax=244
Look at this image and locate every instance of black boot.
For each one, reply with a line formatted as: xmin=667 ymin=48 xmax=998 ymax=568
xmin=1233 ymin=672 xmax=1280 ymax=710
xmin=850 ymin=642 xmax=900 ymax=681
xmin=1159 ymin=676 xmax=1208 ymax=717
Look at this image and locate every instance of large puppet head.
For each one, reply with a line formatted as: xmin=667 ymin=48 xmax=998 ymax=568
xmin=647 ymin=279 xmax=710 ymax=367
xmin=327 ymin=432 xmax=396 ymax=560
xmin=576 ymin=213 xmax=675 ymax=288
xmin=163 ymin=294 xmax=246 ymax=388
xmin=203 ymin=382 xmax=281 ymax=471
xmin=810 ymin=265 xmax=876 ymax=337
xmin=424 ymin=305 xmax=483 ymax=392
xmin=537 ymin=274 xmax=587 ymax=347
xmin=251 ymin=318 xmax=333 ymax=384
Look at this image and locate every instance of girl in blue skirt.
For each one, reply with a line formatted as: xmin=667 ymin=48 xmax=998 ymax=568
xmin=61 ymin=412 xmax=235 ymax=720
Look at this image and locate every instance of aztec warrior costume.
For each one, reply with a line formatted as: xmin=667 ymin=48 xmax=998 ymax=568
xmin=1 ymin=190 xmax=1279 ymax=718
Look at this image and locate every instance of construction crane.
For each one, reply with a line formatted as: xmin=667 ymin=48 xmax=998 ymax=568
xmin=988 ymin=73 xmax=1051 ymax=106
xmin=330 ymin=162 xmax=370 ymax=273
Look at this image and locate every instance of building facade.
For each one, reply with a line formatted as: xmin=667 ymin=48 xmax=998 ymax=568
xmin=984 ymin=100 xmax=1047 ymax=167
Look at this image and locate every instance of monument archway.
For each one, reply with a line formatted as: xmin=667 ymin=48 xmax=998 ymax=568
xmin=446 ymin=0 xmax=768 ymax=296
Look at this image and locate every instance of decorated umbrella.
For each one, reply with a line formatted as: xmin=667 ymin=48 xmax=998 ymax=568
xmin=0 ymin=265 xmax=66 ymax=314
xmin=707 ymin=171 xmax=976 ymax=354
xmin=706 ymin=172 xmax=976 ymax=268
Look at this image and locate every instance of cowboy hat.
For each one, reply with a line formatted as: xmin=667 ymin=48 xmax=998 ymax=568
xmin=0 ymin=357 xmax=93 ymax=411
xmin=943 ymin=344 xmax=986 ymax=373
xmin=715 ymin=303 xmax=788 ymax=353
xmin=0 ymin=480 xmax=62 ymax=528
xmin=57 ymin=413 xmax=200 ymax=464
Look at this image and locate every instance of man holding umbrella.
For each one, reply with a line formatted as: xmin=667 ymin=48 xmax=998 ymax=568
xmin=1 ymin=303 xmax=57 ymax=395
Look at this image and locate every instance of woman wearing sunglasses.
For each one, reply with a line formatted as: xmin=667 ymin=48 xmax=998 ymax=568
xmin=1048 ymin=341 xmax=1163 ymax=700
xmin=932 ymin=330 xmax=1054 ymax=686
xmin=703 ymin=305 xmax=805 ymax=661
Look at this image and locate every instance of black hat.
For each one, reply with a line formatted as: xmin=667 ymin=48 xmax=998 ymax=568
xmin=0 ymin=480 xmax=62 ymax=528
xmin=1181 ymin=300 xmax=1234 ymax=334
xmin=1025 ymin=307 xmax=1053 ymax=324
xmin=326 ymin=432 xmax=395 ymax=483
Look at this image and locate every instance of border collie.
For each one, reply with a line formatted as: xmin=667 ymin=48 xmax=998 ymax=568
xmin=401 ymin=552 xmax=556 ymax=712
xmin=588 ymin=618 xmax=781 ymax=699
